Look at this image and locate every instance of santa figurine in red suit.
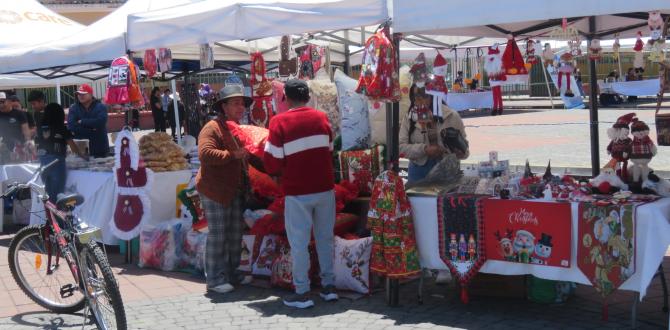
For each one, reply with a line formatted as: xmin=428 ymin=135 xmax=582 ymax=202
xmin=426 ymin=52 xmax=449 ymax=117
xmin=502 ymin=35 xmax=528 ymax=75
xmin=485 ymin=44 xmax=506 ymax=116
xmin=607 ymin=113 xmax=636 ymax=182
xmin=633 ymin=31 xmax=645 ymax=70
xmin=557 ymin=52 xmax=575 ymax=97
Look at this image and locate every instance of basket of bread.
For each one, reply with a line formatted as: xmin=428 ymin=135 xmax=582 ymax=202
xmin=139 ymin=132 xmax=189 ymax=172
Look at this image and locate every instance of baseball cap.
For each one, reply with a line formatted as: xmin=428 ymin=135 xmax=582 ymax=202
xmin=7 ymin=94 xmax=19 ymax=102
xmin=284 ymin=79 xmax=310 ymax=101
xmin=27 ymin=90 xmax=45 ymax=102
xmin=76 ymin=84 xmax=93 ymax=95
xmin=0 ymin=92 xmax=6 ymax=100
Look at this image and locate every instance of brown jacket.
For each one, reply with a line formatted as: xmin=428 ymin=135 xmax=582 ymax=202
xmin=399 ymin=104 xmax=469 ymax=166
xmin=196 ymin=118 xmax=264 ymax=206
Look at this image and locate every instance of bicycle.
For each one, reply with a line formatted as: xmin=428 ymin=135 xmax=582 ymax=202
xmin=2 ymin=159 xmax=127 ymax=330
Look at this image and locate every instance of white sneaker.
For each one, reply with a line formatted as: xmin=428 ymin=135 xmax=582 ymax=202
xmin=435 ymin=270 xmax=452 ymax=284
xmin=209 ymin=283 xmax=235 ymax=294
xmin=240 ymin=275 xmax=253 ymax=285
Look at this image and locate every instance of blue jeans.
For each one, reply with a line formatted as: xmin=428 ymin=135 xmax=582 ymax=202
xmin=284 ymin=189 xmax=336 ymax=294
xmin=408 ymin=158 xmax=439 ymax=183
xmin=39 ymin=154 xmax=66 ymax=203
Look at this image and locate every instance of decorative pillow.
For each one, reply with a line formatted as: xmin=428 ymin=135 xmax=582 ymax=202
xmin=238 ymin=235 xmax=257 ymax=273
xmin=270 ymin=236 xmax=294 ymax=289
xmin=252 ymin=234 xmax=277 ymax=277
xmin=139 ymin=220 xmax=184 ymax=271
xmin=307 ymin=79 xmax=340 ymax=137
xmin=177 ymin=187 xmax=207 ymax=232
xmin=368 ymin=100 xmax=387 ymax=145
xmin=338 ymin=145 xmax=384 ymax=195
xmin=335 ymin=69 xmax=370 ymax=151
xmin=334 ymin=236 xmax=373 ymax=294
xmin=181 ymin=229 xmax=207 ymax=271
xmin=335 ymin=213 xmax=360 ymax=236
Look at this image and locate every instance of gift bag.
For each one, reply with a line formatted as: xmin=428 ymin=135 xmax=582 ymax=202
xmin=656 ymin=108 xmax=670 ymax=146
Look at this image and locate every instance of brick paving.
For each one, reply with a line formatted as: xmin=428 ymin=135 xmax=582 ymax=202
xmin=1 ymin=230 xmax=669 ymax=329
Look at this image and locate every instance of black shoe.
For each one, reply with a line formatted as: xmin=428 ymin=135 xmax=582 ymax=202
xmin=491 ymin=109 xmax=498 ymax=116
xmin=319 ymin=285 xmax=339 ymax=302
xmin=283 ymin=293 xmax=314 ymax=309
xmin=564 ymin=90 xmax=574 ymax=97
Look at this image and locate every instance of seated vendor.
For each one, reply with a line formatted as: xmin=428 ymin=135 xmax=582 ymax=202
xmin=399 ymin=84 xmax=470 ymax=285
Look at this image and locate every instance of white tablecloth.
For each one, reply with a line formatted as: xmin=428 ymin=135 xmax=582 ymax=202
xmin=409 ymin=195 xmax=670 ymax=300
xmin=606 ymin=79 xmax=660 ymax=96
xmin=446 ymin=91 xmax=493 ymax=111
xmin=28 ymin=169 xmax=192 ymax=245
xmin=0 ymin=163 xmax=40 ymax=232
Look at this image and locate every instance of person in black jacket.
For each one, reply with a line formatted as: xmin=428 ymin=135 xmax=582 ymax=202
xmin=67 ymin=84 xmax=109 ymax=158
xmin=150 ymin=87 xmax=165 ymax=132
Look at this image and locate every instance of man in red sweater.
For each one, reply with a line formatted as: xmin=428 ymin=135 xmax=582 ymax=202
xmin=264 ymin=79 xmax=338 ymax=308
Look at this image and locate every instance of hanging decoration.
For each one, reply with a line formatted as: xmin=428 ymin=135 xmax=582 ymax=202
xmin=158 ymin=47 xmax=172 ymax=73
xmin=104 ymin=56 xmax=143 ymax=105
xmin=143 ymin=49 xmax=157 ymax=78
xmin=485 ymin=44 xmax=505 ymax=116
xmin=426 ymin=52 xmax=449 ymax=116
xmin=633 ymin=31 xmax=645 ymax=70
xmin=250 ymin=52 xmax=273 ymax=128
xmin=501 ymin=35 xmax=527 ymax=75
xmin=557 ymin=52 xmax=575 ymax=97
xmin=577 ymin=202 xmax=636 ymax=320
xmin=648 ymin=10 xmax=664 ymax=43
xmin=525 ymin=39 xmax=538 ymax=66
xmin=356 ymin=25 xmax=400 ymax=102
xmin=589 ymin=39 xmax=602 ymax=61
xmin=437 ymin=193 xmax=488 ymax=304
xmin=110 ymin=129 xmax=153 ymax=240
xmin=368 ymin=171 xmax=421 ymax=279
xmin=278 ymin=35 xmax=298 ymax=77
xmin=297 ymin=44 xmax=325 ymax=80
xmin=542 ymin=43 xmax=555 ymax=67
xmin=199 ymin=43 xmax=214 ymax=70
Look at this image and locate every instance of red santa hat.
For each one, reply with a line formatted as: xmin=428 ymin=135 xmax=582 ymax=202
xmin=433 ymin=53 xmax=447 ymax=74
xmin=488 ymin=44 xmax=500 ymax=55
xmin=630 ymin=119 xmax=650 ymax=132
xmin=633 ymin=31 xmax=644 ymax=52
xmin=502 ymin=35 xmax=528 ymax=75
xmin=613 ymin=112 xmax=637 ymax=129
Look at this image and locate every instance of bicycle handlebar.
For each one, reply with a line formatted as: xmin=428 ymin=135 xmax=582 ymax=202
xmin=0 ymin=159 xmax=59 ymax=199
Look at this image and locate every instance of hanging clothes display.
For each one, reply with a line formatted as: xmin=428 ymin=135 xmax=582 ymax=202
xmin=105 ymin=56 xmax=143 ymax=105
xmin=278 ymin=35 xmax=298 ymax=77
xmin=199 ymin=43 xmax=214 ymax=69
xmin=143 ymin=49 xmax=157 ymax=78
xmin=368 ymin=170 xmax=421 ymax=279
xmin=356 ymin=26 xmax=400 ymax=102
xmin=250 ymin=52 xmax=273 ymax=128
xmin=110 ymin=129 xmax=153 ymax=240
xmin=158 ymin=48 xmax=173 ymax=73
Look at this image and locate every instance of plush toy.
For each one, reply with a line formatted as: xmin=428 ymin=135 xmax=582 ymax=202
xmin=567 ymin=36 xmax=582 ymax=56
xmin=590 ymin=159 xmax=629 ymax=193
xmin=542 ymin=43 xmax=555 ymax=66
xmin=485 ymin=44 xmax=506 ymax=116
xmin=557 ymin=52 xmax=575 ymax=97
xmin=502 ymin=35 xmax=527 ymax=75
xmin=628 ymin=119 xmax=657 ymax=183
xmin=606 ymin=113 xmax=636 ymax=182
xmin=633 ymin=31 xmax=645 ymax=70
xmin=589 ymin=39 xmax=602 ymax=61
xmin=648 ymin=11 xmax=665 ymax=44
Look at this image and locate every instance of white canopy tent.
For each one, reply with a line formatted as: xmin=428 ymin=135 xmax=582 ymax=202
xmin=0 ymin=0 xmax=85 ymax=50
xmin=126 ymin=0 xmax=388 ymax=52
xmin=0 ymin=0 xmax=192 ymax=75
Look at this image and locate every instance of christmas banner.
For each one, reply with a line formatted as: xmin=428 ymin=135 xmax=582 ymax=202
xmin=482 ymin=199 xmax=572 ymax=268
xmin=437 ymin=193 xmax=489 ymax=303
xmin=577 ymin=202 xmax=636 ymax=298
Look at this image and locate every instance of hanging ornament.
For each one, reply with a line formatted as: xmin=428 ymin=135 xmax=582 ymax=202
xmin=143 ymin=49 xmax=157 ymax=78
xmin=250 ymin=52 xmax=273 ymax=128
xmin=589 ymin=39 xmax=602 ymax=61
xmin=278 ymin=35 xmax=298 ymax=77
xmin=633 ymin=31 xmax=645 ymax=69
xmin=158 ymin=48 xmax=172 ymax=73
xmin=648 ymin=10 xmax=664 ymax=44
xmin=501 ymin=35 xmax=527 ymax=75
xmin=542 ymin=43 xmax=555 ymax=67
xmin=525 ymin=39 xmax=538 ymax=65
xmin=105 ymin=56 xmax=143 ymax=105
xmin=199 ymin=43 xmax=214 ymax=70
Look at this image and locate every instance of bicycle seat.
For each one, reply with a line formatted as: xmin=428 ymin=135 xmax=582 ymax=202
xmin=56 ymin=193 xmax=85 ymax=210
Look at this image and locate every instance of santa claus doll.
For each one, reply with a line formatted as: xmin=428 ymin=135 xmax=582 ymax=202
xmin=485 ymin=44 xmax=506 ymax=116
xmin=633 ymin=31 xmax=645 ymax=70
xmin=589 ymin=39 xmax=602 ymax=61
xmin=426 ymin=52 xmax=449 ymax=117
xmin=557 ymin=52 xmax=575 ymax=97
xmin=542 ymin=43 xmax=555 ymax=67
xmin=525 ymin=39 xmax=538 ymax=65
xmin=502 ymin=35 xmax=528 ymax=75
xmin=607 ymin=113 xmax=636 ymax=182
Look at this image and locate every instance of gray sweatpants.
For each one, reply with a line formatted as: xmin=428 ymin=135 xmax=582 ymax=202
xmin=284 ymin=189 xmax=336 ymax=294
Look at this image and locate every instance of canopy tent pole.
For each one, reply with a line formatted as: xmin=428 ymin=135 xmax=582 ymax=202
xmin=56 ymin=79 xmax=61 ymax=104
xmin=539 ymin=57 xmax=554 ymax=109
xmin=588 ymin=16 xmax=600 ymax=176
xmin=171 ymin=79 xmax=182 ymax=146
xmin=344 ymin=30 xmax=351 ymax=75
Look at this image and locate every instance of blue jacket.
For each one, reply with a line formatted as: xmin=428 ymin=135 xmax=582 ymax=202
xmin=67 ymin=99 xmax=109 ymax=157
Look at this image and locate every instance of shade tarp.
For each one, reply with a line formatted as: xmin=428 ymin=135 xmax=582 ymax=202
xmin=126 ymin=0 xmax=388 ymax=51
xmin=0 ymin=0 xmax=192 ymax=74
xmin=392 ymin=0 xmax=670 ymax=38
xmin=0 ymin=0 xmax=84 ymax=50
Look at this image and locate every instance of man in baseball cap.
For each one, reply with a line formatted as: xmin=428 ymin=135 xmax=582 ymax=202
xmin=67 ymin=83 xmax=109 ymax=157
xmin=0 ymin=91 xmax=31 ymax=164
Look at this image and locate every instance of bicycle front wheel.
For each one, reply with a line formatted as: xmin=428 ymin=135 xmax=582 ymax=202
xmin=8 ymin=225 xmax=86 ymax=313
xmin=80 ymin=241 xmax=127 ymax=330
